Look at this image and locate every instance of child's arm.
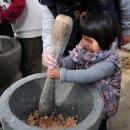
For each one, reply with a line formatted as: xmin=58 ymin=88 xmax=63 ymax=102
xmin=47 ymin=56 xmax=76 ymax=79
xmin=60 ymin=61 xmax=116 ymax=83
xmin=62 ymin=56 xmax=76 ymax=69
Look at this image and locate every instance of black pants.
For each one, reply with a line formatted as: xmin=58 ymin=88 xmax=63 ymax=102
xmin=0 ymin=23 xmax=14 ymax=37
xmin=98 ymin=120 xmax=107 ymax=130
xmin=17 ymin=37 xmax=43 ymax=77
xmin=0 ymin=122 xmax=2 ymax=129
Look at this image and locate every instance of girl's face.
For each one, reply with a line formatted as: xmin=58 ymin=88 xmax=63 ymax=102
xmin=81 ymin=35 xmax=101 ymax=52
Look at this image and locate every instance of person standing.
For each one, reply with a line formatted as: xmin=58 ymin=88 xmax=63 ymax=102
xmin=42 ymin=0 xmax=110 ymax=56
xmin=0 ymin=0 xmax=54 ymax=77
xmin=119 ymin=0 xmax=130 ymax=45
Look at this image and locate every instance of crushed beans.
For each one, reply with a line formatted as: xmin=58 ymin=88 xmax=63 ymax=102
xmin=27 ymin=111 xmax=77 ymax=128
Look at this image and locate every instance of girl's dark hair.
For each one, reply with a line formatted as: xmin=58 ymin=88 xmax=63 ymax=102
xmin=80 ymin=11 xmax=121 ymax=50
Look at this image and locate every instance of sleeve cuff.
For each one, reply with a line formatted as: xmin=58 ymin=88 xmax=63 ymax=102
xmin=60 ymin=68 xmax=66 ymax=82
xmin=61 ymin=59 xmax=66 ymax=68
xmin=122 ymin=28 xmax=130 ymax=35
xmin=43 ymin=45 xmax=51 ymax=53
xmin=42 ymin=34 xmax=52 ymax=52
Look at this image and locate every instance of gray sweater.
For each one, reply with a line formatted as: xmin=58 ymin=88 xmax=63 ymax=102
xmin=120 ymin=0 xmax=130 ymax=35
xmin=60 ymin=56 xmax=116 ymax=83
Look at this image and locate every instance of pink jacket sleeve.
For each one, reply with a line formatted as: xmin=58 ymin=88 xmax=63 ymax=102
xmin=0 ymin=0 xmax=26 ymax=23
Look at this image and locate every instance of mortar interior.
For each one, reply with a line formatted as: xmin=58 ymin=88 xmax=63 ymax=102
xmin=9 ymin=77 xmax=94 ymax=124
xmin=0 ymin=38 xmax=14 ymax=53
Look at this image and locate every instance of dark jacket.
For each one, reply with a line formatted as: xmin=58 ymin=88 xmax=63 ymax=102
xmin=40 ymin=0 xmax=120 ymax=55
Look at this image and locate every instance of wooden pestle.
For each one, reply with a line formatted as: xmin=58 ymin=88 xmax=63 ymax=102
xmin=39 ymin=14 xmax=73 ymax=115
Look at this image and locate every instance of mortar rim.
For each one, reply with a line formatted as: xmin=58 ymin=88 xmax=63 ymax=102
xmin=0 ymin=73 xmax=104 ymax=130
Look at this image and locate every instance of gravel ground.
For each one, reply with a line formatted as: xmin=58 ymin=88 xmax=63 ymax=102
xmin=108 ymin=48 xmax=130 ymax=130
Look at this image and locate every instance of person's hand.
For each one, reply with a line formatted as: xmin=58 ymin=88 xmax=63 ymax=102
xmin=42 ymin=47 xmax=57 ymax=68
xmin=0 ymin=1 xmax=10 ymax=10
xmin=121 ymin=35 xmax=130 ymax=45
xmin=47 ymin=68 xmax=60 ymax=79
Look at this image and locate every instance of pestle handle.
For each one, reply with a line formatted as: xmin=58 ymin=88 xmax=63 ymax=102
xmin=51 ymin=15 xmax=73 ymax=61
xmin=39 ymin=78 xmax=55 ymax=115
xmin=39 ymin=14 xmax=73 ymax=115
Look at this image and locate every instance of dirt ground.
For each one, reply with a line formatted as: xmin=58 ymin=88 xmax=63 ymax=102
xmin=108 ymin=49 xmax=130 ymax=130
xmin=1 ymin=48 xmax=130 ymax=130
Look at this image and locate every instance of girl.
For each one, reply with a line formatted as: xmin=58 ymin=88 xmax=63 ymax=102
xmin=47 ymin=11 xmax=122 ymax=130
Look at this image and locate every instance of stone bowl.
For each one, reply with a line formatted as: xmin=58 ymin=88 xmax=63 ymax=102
xmin=0 ymin=73 xmax=104 ymax=130
xmin=0 ymin=35 xmax=21 ymax=90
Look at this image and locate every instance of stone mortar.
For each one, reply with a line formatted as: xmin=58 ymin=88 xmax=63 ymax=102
xmin=0 ymin=73 xmax=104 ymax=130
xmin=0 ymin=35 xmax=21 ymax=90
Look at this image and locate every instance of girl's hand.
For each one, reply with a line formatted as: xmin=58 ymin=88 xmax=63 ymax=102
xmin=47 ymin=68 xmax=60 ymax=79
xmin=121 ymin=35 xmax=130 ymax=45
